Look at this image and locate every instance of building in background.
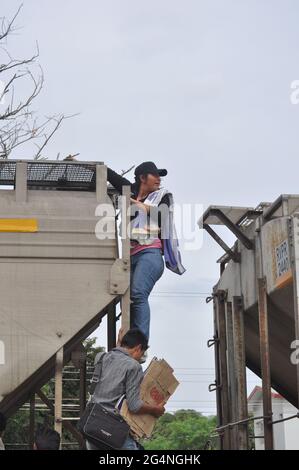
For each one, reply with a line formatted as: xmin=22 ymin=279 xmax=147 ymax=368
xmin=248 ymin=386 xmax=299 ymax=450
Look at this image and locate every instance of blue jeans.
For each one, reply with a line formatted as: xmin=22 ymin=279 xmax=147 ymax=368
xmin=86 ymin=435 xmax=139 ymax=450
xmin=130 ymin=248 xmax=165 ymax=341
xmin=121 ymin=435 xmax=139 ymax=450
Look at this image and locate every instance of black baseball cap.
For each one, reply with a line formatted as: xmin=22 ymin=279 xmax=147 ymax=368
xmin=134 ymin=161 xmax=167 ymax=178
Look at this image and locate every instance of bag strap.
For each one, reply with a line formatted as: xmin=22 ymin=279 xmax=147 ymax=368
xmin=89 ymin=352 xmax=107 ymax=396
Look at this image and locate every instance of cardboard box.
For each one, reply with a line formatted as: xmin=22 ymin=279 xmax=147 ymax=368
xmin=120 ymin=357 xmax=179 ymax=439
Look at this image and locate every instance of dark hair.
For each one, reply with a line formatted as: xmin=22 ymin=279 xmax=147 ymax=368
xmin=134 ymin=174 xmax=141 ymax=193
xmin=34 ymin=425 xmax=60 ymax=450
xmin=0 ymin=412 xmax=6 ymax=434
xmin=134 ymin=173 xmax=149 ymax=192
xmin=120 ymin=328 xmax=148 ymax=351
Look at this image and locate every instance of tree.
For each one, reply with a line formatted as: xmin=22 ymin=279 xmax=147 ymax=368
xmin=4 ymin=337 xmax=104 ymax=449
xmin=0 ymin=5 xmax=73 ymax=160
xmin=142 ymin=410 xmax=217 ymax=450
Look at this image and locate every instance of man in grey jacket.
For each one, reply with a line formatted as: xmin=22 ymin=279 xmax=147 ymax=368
xmin=86 ymin=328 xmax=165 ymax=450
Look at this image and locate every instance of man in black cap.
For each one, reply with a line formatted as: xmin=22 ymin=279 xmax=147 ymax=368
xmin=107 ymin=161 xmax=170 ymax=346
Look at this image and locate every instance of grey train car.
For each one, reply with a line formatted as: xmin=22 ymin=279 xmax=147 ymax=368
xmin=0 ymin=160 xmax=130 ymax=421
xmin=199 ymin=196 xmax=299 ymax=449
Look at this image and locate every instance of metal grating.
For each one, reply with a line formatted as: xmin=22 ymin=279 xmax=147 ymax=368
xmin=0 ymin=160 xmax=99 ymax=190
xmin=0 ymin=162 xmax=16 ymax=184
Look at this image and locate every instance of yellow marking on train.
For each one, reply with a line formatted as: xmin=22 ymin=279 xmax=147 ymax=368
xmin=0 ymin=219 xmax=38 ymax=232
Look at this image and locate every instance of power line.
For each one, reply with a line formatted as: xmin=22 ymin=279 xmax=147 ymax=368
xmin=151 ymin=290 xmax=211 ymax=298
xmin=153 ymin=291 xmax=211 ymax=295
xmin=152 ymin=294 xmax=209 ymax=298
xmin=173 ymin=367 xmax=215 ymax=370
xmin=175 ymin=373 xmax=215 ymax=376
xmin=169 ymin=400 xmax=217 ymax=403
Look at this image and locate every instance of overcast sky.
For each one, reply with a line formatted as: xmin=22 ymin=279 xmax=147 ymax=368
xmin=3 ymin=0 xmax=299 ymax=416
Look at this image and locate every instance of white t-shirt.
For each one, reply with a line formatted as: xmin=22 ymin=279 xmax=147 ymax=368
xmin=0 ymin=437 xmax=5 ymax=450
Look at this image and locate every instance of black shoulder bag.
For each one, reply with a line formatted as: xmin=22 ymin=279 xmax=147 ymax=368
xmin=77 ymin=352 xmax=130 ymax=450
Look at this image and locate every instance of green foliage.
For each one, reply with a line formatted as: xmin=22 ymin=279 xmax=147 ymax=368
xmin=4 ymin=337 xmax=104 ymax=449
xmin=142 ymin=410 xmax=217 ymax=450
xmin=84 ymin=337 xmax=105 ymax=365
xmin=4 ymin=408 xmax=53 ymax=450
